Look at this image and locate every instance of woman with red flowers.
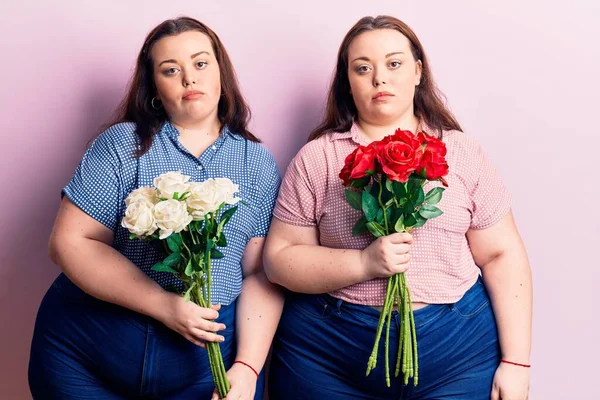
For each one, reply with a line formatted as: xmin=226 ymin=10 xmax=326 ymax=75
xmin=264 ymin=15 xmax=532 ymax=400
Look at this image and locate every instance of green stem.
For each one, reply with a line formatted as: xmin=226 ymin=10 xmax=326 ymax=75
xmin=377 ymin=179 xmax=390 ymax=235
xmin=366 ymin=277 xmax=394 ymax=375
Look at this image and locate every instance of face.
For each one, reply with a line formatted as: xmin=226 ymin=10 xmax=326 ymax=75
xmin=347 ymin=29 xmax=422 ymax=126
xmin=151 ymin=31 xmax=221 ymax=126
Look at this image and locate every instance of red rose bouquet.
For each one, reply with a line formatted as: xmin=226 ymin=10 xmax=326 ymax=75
xmin=340 ymin=128 xmax=449 ymax=386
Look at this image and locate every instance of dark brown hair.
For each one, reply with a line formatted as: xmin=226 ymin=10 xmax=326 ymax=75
xmin=309 ymin=15 xmax=462 ymax=141
xmin=106 ymin=16 xmax=258 ymax=156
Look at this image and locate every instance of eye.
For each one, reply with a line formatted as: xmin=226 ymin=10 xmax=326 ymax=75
xmin=389 ymin=61 xmax=402 ymax=69
xmin=164 ymin=67 xmax=179 ymax=76
xmin=356 ymin=65 xmax=371 ymax=74
xmin=196 ymin=61 xmax=208 ymax=69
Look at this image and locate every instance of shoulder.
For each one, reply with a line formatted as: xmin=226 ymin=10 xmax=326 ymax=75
xmin=89 ymin=122 xmax=138 ymax=157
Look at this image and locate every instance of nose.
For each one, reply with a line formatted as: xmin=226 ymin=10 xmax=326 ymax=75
xmin=183 ymin=71 xmax=196 ymax=87
xmin=372 ymin=67 xmax=387 ymax=87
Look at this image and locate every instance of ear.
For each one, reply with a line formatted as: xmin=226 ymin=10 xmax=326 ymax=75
xmin=415 ymin=59 xmax=423 ymax=86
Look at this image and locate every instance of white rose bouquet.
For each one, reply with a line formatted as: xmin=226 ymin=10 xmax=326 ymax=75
xmin=121 ymin=171 xmax=241 ymax=399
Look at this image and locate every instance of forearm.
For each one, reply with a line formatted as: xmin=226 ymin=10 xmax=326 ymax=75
xmin=234 ymin=271 xmax=284 ymax=371
xmin=481 ymin=251 xmax=532 ymax=364
xmin=265 ymin=245 xmax=368 ymax=293
xmin=51 ymin=236 xmax=172 ymax=321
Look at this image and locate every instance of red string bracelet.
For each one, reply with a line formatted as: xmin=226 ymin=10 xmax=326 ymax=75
xmin=234 ymin=360 xmax=259 ymax=378
xmin=501 ymin=359 xmax=531 ymax=368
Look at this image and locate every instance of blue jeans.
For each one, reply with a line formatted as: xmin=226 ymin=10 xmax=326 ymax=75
xmin=28 ymin=273 xmax=265 ymax=399
xmin=269 ymin=277 xmax=500 ymax=399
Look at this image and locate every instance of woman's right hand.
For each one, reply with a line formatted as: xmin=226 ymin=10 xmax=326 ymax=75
xmin=158 ymin=293 xmax=226 ymax=347
xmin=361 ymin=232 xmax=413 ymax=279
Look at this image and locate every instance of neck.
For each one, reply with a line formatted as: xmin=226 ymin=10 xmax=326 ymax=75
xmin=357 ymin=113 xmax=420 ymax=142
xmin=171 ymin=116 xmax=221 ymax=138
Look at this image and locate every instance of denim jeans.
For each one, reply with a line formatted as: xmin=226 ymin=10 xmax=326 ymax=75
xmin=269 ymin=277 xmax=500 ymax=399
xmin=28 ymin=273 xmax=265 ymax=399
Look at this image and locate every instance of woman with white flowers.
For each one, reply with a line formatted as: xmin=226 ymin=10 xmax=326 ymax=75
xmin=28 ymin=17 xmax=282 ymax=400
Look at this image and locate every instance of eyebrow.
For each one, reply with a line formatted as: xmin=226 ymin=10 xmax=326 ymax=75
xmin=158 ymin=51 xmax=211 ymax=67
xmin=351 ymin=52 xmax=405 ymax=63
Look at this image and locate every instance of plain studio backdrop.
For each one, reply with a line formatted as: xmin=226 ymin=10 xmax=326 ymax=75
xmin=1 ymin=1 xmax=598 ymax=398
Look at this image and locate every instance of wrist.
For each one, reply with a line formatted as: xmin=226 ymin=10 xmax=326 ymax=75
xmin=500 ymin=359 xmax=531 ymax=368
xmin=147 ymin=290 xmax=177 ymax=322
xmin=233 ymin=360 xmax=259 ymax=379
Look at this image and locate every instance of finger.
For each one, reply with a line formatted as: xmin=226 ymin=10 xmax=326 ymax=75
xmin=191 ymin=328 xmax=225 ymax=343
xmin=211 ymin=303 xmax=222 ymax=311
xmin=392 ymin=253 xmax=411 ymax=265
xmin=185 ymin=334 xmax=206 ymax=348
xmin=391 ymin=243 xmax=411 ymax=255
xmin=490 ymin=387 xmax=500 ymax=400
xmin=196 ymin=318 xmax=227 ymax=332
xmin=387 ymin=232 xmax=413 ymax=244
xmin=211 ymin=389 xmax=219 ymax=400
xmin=198 ymin=306 xmax=220 ymax=320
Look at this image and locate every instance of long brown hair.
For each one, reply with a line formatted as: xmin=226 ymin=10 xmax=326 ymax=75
xmin=106 ymin=16 xmax=258 ymax=156
xmin=309 ymin=15 xmax=461 ymax=141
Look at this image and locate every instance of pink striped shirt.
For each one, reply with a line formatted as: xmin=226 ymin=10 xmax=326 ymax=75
xmin=274 ymin=122 xmax=511 ymax=305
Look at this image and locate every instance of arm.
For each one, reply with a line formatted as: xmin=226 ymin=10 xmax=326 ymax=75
xmin=467 ymin=210 xmax=532 ymax=399
xmin=213 ymin=237 xmax=285 ymax=400
xmin=50 ymin=197 xmax=225 ymax=345
xmin=263 ymin=217 xmax=413 ymax=294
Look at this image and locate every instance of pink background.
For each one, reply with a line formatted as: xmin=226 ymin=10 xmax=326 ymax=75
xmin=1 ymin=1 xmax=598 ymax=398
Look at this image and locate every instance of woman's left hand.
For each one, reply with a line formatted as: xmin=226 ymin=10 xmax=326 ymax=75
xmin=490 ymin=362 xmax=530 ymax=400
xmin=211 ymin=362 xmax=258 ymax=400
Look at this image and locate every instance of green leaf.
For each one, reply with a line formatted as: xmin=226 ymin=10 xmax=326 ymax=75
xmin=366 ymin=221 xmax=386 ymax=237
xmin=413 ymin=186 xmax=425 ymax=206
xmin=362 ymin=190 xmax=379 ymax=222
xmin=129 ymin=233 xmax=137 ymax=240
xmin=166 ymin=234 xmax=182 ymax=253
xmin=152 ymin=262 xmax=178 ymax=274
xmin=220 ymin=206 xmax=238 ymax=225
xmin=404 ymin=214 xmax=417 ymax=229
xmin=217 ymin=233 xmax=227 ymax=247
xmin=352 ymin=217 xmax=369 ymax=236
xmin=190 ymin=243 xmax=204 ymax=254
xmin=376 ymin=208 xmax=384 ymax=226
xmin=349 ymin=176 xmax=371 ymax=188
xmin=184 ymin=258 xmax=193 ymax=276
xmin=391 ymin=181 xmax=407 ymax=199
xmin=205 ymin=238 xmax=215 ymax=253
xmin=211 ymin=248 xmax=225 ymax=259
xmin=163 ymin=252 xmax=182 ymax=267
xmin=344 ymin=189 xmax=362 ymax=211
xmin=419 ymin=204 xmax=443 ymax=219
xmin=394 ymin=214 xmax=405 ymax=233
xmin=173 ymin=192 xmax=180 ymax=200
xmin=413 ymin=213 xmax=428 ymax=228
xmin=183 ymin=282 xmax=196 ymax=302
xmin=385 ymin=177 xmax=393 ymax=193
xmin=425 ymin=187 xmax=445 ymax=205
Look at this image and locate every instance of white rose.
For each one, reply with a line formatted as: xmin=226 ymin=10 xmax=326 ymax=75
xmin=213 ymin=178 xmax=240 ymax=206
xmin=125 ymin=187 xmax=158 ymax=206
xmin=153 ymin=171 xmax=191 ymax=199
xmin=186 ymin=179 xmax=239 ymax=220
xmin=154 ymin=199 xmax=193 ymax=239
xmin=121 ymin=200 xmax=157 ymax=237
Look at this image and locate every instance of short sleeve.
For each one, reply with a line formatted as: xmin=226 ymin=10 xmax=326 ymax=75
xmin=62 ymin=131 xmax=124 ymax=231
xmin=469 ymin=142 xmax=512 ymax=230
xmin=273 ymin=143 xmax=322 ymax=227
xmin=253 ymin=154 xmax=281 ymax=237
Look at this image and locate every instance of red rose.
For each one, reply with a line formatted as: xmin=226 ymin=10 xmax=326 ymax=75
xmin=376 ymin=129 xmax=423 ymax=182
xmin=417 ymin=132 xmax=449 ymax=186
xmin=339 ymin=144 xmax=378 ymax=186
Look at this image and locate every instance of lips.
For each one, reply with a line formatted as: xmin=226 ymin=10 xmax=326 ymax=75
xmin=183 ymin=90 xmax=204 ymax=100
xmin=373 ymin=91 xmax=394 ymax=100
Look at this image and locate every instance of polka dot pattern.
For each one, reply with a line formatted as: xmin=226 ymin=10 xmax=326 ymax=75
xmin=62 ymin=121 xmax=281 ymax=306
xmin=274 ymin=122 xmax=511 ymax=306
